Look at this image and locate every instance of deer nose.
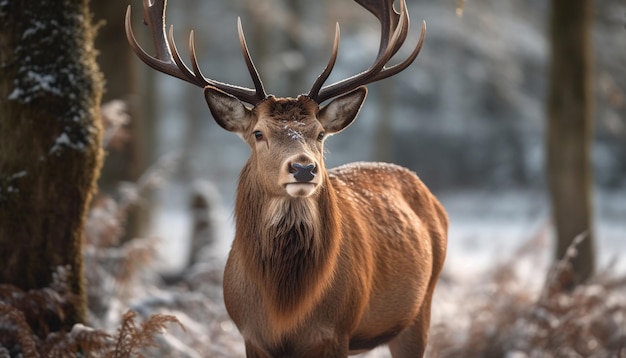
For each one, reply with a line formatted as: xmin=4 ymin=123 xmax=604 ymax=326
xmin=289 ymin=162 xmax=316 ymax=182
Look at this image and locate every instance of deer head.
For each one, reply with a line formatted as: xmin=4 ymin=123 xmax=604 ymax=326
xmin=204 ymin=87 xmax=366 ymax=198
xmin=125 ymin=0 xmax=425 ymax=198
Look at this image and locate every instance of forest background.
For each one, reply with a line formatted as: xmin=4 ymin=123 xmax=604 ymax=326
xmin=0 ymin=0 xmax=625 ymax=356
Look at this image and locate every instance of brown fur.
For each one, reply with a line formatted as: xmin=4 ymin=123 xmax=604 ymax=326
xmin=230 ymin=168 xmax=342 ymax=336
xmin=217 ymin=91 xmax=449 ymax=357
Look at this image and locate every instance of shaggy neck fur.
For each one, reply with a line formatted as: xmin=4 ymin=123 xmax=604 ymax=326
xmin=234 ymin=162 xmax=341 ymax=332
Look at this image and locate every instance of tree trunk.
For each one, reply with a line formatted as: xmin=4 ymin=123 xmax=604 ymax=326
xmin=0 ymin=0 xmax=103 ymax=335
xmin=546 ymin=0 xmax=595 ymax=285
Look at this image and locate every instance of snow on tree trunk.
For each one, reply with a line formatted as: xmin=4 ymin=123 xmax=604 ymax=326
xmin=0 ymin=0 xmax=103 ymax=335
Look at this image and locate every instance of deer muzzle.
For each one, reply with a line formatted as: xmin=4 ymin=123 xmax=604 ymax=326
xmin=290 ymin=163 xmax=316 ymax=182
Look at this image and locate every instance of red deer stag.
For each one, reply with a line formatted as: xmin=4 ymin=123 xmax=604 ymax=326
xmin=126 ymin=0 xmax=447 ymax=356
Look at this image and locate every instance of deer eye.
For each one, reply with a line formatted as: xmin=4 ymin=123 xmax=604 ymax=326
xmin=253 ymin=130 xmax=264 ymax=141
xmin=317 ymin=132 xmax=325 ymax=141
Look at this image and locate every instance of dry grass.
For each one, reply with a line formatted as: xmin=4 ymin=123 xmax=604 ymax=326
xmin=427 ymin=233 xmax=626 ymax=358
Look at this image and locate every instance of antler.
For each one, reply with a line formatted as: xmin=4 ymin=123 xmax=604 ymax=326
xmin=308 ymin=0 xmax=425 ymax=104
xmin=125 ymin=0 xmax=267 ymax=104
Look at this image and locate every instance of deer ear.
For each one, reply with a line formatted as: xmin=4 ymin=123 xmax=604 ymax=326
xmin=204 ymin=86 xmax=252 ymax=133
xmin=318 ymin=86 xmax=367 ymax=134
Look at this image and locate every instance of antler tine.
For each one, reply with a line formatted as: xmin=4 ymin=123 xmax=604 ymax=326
xmin=167 ymin=25 xmax=209 ymax=85
xmin=126 ymin=4 xmax=199 ymax=84
xmin=189 ymin=30 xmax=207 ymax=81
xmin=356 ymin=0 xmax=401 ymax=58
xmin=307 ymin=23 xmax=341 ymax=100
xmin=309 ymin=0 xmax=424 ymax=104
xmin=310 ymin=12 xmax=405 ymax=102
xmin=367 ymin=20 xmax=425 ymax=84
xmin=126 ymin=0 xmax=267 ymax=105
xmin=140 ymin=0 xmax=169 ymax=62
xmin=237 ymin=18 xmax=268 ymax=103
xmin=382 ymin=0 xmax=410 ymax=61
xmin=187 ymin=29 xmax=263 ymax=104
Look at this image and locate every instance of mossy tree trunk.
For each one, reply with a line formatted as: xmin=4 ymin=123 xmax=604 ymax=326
xmin=547 ymin=0 xmax=595 ymax=285
xmin=0 ymin=0 xmax=103 ymax=335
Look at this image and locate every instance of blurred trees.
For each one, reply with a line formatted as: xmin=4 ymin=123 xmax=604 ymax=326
xmin=93 ymin=0 xmax=133 ymax=191
xmin=0 ymin=0 xmax=103 ymax=333
xmin=93 ymin=0 xmax=154 ymax=238
xmin=373 ymin=80 xmax=394 ymax=163
xmin=546 ymin=0 xmax=595 ymax=285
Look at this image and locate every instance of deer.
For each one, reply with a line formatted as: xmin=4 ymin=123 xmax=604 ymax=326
xmin=126 ymin=0 xmax=448 ymax=356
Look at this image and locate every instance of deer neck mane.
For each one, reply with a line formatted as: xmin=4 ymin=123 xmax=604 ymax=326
xmin=261 ymin=196 xmax=320 ymax=254
xmin=234 ymin=164 xmax=341 ymax=330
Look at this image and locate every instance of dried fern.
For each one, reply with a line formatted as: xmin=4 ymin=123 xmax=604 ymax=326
xmin=110 ymin=310 xmax=184 ymax=358
xmin=0 ymin=303 xmax=39 ymax=358
xmin=0 ymin=266 xmax=77 ymax=339
xmin=428 ymin=233 xmax=626 ymax=357
xmin=0 ymin=302 xmax=185 ymax=357
xmin=40 ymin=324 xmax=112 ymax=358
xmin=1 ymin=265 xmax=186 ymax=357
xmin=85 ymin=152 xmax=181 ymax=319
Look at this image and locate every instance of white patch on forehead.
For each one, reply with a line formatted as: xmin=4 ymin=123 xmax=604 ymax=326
xmin=285 ymin=126 xmax=303 ymax=141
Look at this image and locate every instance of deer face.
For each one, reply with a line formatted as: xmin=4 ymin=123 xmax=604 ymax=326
xmin=204 ymin=86 xmax=367 ymax=198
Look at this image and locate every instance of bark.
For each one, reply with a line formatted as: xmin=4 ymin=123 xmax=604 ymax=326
xmin=0 ymin=0 xmax=103 ymax=334
xmin=547 ymin=0 xmax=595 ymax=285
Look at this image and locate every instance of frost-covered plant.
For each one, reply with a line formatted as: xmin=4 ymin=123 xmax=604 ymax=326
xmin=427 ymin=233 xmax=626 ymax=358
xmin=0 ymin=266 xmax=77 ymax=340
xmin=0 ymin=304 xmax=39 ymax=357
xmin=0 ymin=307 xmax=182 ymax=358
xmin=0 ymin=264 xmax=182 ymax=357
xmin=38 ymin=324 xmax=111 ymax=358
xmin=111 ymin=311 xmax=184 ymax=358
xmin=85 ymin=101 xmax=182 ymax=320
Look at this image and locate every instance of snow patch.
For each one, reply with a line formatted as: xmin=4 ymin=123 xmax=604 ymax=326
xmin=0 ymin=171 xmax=28 ymax=196
xmin=9 ymin=171 xmax=27 ymax=179
xmin=285 ymin=126 xmax=303 ymax=141
xmin=21 ymin=20 xmax=46 ymax=39
xmin=48 ymin=131 xmax=87 ymax=155
xmin=8 ymin=69 xmax=64 ymax=102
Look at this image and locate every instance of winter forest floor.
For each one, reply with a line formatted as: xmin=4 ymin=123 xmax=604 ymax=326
xmin=2 ymin=162 xmax=625 ymax=356
xmin=131 ymin=181 xmax=626 ymax=357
